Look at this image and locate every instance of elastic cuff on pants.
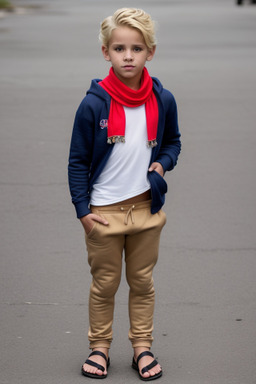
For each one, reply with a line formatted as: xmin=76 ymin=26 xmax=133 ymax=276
xmin=89 ymin=341 xmax=111 ymax=349
xmin=131 ymin=341 xmax=153 ymax=349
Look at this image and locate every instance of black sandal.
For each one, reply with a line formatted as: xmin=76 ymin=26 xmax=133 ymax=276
xmin=81 ymin=351 xmax=110 ymax=379
xmin=132 ymin=351 xmax=162 ymax=381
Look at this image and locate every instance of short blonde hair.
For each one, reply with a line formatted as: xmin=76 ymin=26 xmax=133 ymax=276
xmin=99 ymin=8 xmax=157 ymax=50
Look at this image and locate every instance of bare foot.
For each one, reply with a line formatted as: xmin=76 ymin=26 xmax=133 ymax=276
xmin=82 ymin=347 xmax=109 ymax=377
xmin=134 ymin=347 xmax=162 ymax=379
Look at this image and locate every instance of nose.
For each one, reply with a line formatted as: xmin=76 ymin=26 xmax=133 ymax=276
xmin=124 ymin=49 xmax=133 ymax=61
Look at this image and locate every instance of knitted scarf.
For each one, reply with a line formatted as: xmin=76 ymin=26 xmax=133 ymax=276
xmin=99 ymin=67 xmax=158 ymax=147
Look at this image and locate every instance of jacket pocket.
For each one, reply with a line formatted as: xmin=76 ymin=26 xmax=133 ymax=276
xmin=85 ymin=221 xmax=99 ymax=238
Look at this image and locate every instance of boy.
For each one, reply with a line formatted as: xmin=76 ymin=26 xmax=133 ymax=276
xmin=68 ymin=8 xmax=181 ymax=380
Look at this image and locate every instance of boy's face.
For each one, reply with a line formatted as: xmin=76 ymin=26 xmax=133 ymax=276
xmin=102 ymin=26 xmax=156 ymax=90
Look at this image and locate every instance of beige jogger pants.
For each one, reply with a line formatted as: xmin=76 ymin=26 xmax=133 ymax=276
xmin=85 ymin=200 xmax=166 ymax=349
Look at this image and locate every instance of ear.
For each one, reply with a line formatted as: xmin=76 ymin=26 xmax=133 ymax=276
xmin=102 ymin=46 xmax=111 ymax=61
xmin=146 ymin=46 xmax=156 ymax=62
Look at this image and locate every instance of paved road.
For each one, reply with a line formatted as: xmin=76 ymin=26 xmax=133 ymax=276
xmin=1 ymin=1 xmax=256 ymax=383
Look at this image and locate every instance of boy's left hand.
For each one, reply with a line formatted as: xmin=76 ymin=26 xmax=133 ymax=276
xmin=148 ymin=162 xmax=164 ymax=177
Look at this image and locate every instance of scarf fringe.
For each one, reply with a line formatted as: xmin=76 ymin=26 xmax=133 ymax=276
xmin=107 ymin=136 xmax=157 ymax=148
xmin=147 ymin=139 xmax=158 ymax=148
xmin=107 ymin=136 xmax=126 ymax=144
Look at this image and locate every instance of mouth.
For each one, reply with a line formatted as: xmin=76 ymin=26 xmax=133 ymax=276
xmin=123 ymin=65 xmax=135 ymax=70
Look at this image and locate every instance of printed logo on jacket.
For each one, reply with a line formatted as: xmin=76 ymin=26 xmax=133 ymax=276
xmin=100 ymin=119 xmax=108 ymax=129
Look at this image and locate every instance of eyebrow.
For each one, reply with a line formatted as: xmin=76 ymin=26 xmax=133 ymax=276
xmin=111 ymin=43 xmax=145 ymax=47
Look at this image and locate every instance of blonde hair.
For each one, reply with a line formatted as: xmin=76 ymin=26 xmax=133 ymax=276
xmin=99 ymin=8 xmax=157 ymax=50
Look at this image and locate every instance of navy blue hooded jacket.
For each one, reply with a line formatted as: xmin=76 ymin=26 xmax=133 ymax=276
xmin=68 ymin=76 xmax=181 ymax=218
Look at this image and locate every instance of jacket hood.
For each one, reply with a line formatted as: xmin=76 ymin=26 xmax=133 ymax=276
xmin=86 ymin=79 xmax=110 ymax=102
xmin=152 ymin=76 xmax=163 ymax=94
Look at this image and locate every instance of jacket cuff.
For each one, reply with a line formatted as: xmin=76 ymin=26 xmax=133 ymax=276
xmin=74 ymin=200 xmax=91 ymax=219
xmin=156 ymin=156 xmax=173 ymax=173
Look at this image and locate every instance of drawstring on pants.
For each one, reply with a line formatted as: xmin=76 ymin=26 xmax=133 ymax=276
xmin=121 ymin=205 xmax=135 ymax=225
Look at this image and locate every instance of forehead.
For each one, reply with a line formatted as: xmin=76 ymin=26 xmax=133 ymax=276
xmin=109 ymin=26 xmax=145 ymax=45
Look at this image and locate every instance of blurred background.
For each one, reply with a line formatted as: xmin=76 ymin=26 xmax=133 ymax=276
xmin=1 ymin=1 xmax=256 ymax=383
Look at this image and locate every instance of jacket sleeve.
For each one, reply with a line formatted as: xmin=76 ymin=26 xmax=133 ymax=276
xmin=68 ymin=98 xmax=94 ymax=218
xmin=156 ymin=91 xmax=181 ymax=172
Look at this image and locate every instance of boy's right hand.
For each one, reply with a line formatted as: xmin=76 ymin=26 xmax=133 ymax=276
xmin=80 ymin=213 xmax=109 ymax=235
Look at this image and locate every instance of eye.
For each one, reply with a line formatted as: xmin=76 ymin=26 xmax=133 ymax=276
xmin=114 ymin=46 xmax=123 ymax=52
xmin=134 ymin=46 xmax=143 ymax=52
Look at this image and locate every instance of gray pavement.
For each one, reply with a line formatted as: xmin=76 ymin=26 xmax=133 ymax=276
xmin=1 ymin=0 xmax=256 ymax=383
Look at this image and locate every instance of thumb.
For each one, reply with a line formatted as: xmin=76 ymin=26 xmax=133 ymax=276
xmin=148 ymin=163 xmax=157 ymax=172
xmin=95 ymin=215 xmax=109 ymax=226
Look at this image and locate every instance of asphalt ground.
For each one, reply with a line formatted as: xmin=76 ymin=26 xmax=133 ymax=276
xmin=1 ymin=1 xmax=256 ymax=383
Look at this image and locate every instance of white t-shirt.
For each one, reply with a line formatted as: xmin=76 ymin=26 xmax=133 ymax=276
xmin=90 ymin=105 xmax=152 ymax=206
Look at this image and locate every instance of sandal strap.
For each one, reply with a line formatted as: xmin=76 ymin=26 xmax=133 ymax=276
xmin=84 ymin=359 xmax=104 ymax=372
xmin=136 ymin=351 xmax=159 ymax=374
xmin=141 ymin=359 xmax=158 ymax=374
xmin=89 ymin=350 xmax=108 ymax=362
xmin=84 ymin=351 xmax=108 ymax=373
xmin=137 ymin=351 xmax=154 ymax=364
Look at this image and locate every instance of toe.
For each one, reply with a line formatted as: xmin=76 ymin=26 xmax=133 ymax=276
xmin=148 ymin=363 xmax=162 ymax=378
xmin=96 ymin=369 xmax=104 ymax=376
xmin=141 ymin=371 xmax=150 ymax=379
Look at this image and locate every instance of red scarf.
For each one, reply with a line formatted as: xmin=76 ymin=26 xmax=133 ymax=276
xmin=99 ymin=67 xmax=158 ymax=147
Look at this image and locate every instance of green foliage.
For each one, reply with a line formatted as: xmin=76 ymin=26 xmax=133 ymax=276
xmin=0 ymin=0 xmax=13 ymax=9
